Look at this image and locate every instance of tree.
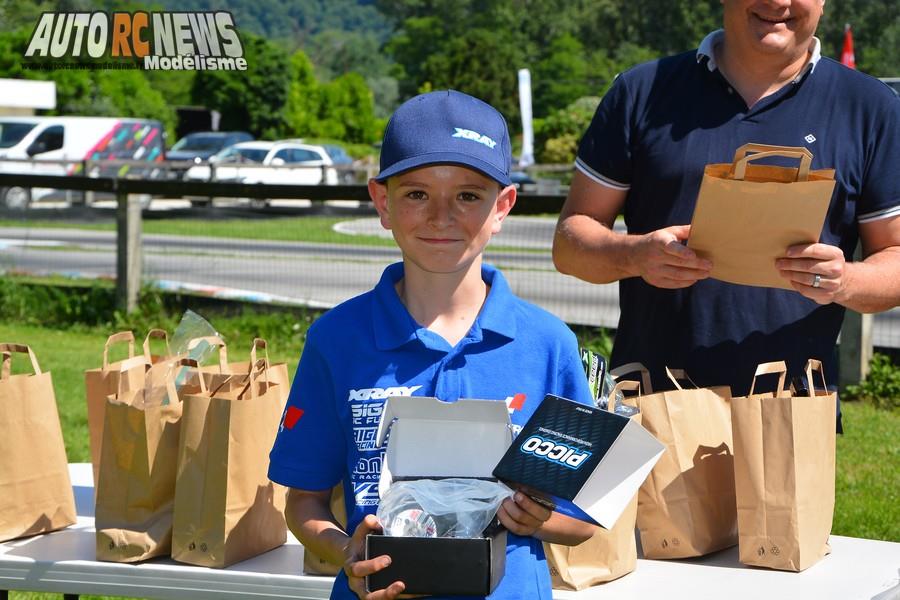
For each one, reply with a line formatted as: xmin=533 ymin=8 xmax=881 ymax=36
xmin=284 ymin=50 xmax=321 ymax=138
xmin=191 ymin=34 xmax=290 ymax=139
xmin=532 ymin=34 xmax=590 ymax=118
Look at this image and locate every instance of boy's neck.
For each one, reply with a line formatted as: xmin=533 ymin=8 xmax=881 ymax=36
xmin=396 ymin=258 xmax=489 ymax=347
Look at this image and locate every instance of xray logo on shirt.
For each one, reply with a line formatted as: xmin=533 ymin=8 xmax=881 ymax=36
xmin=347 ymin=385 xmax=421 ymax=451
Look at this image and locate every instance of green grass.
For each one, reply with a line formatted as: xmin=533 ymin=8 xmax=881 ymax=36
xmin=0 ymin=216 xmax=396 ymax=246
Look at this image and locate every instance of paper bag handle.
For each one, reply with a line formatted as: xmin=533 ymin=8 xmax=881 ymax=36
xmin=112 ymin=354 xmax=151 ymax=397
xmin=102 ymin=331 xmax=135 ymax=369
xmin=609 ymin=379 xmax=641 ymax=412
xmin=237 ymin=358 xmax=270 ymax=401
xmin=731 ymin=143 xmax=812 ymax=182
xmin=665 ymin=367 xmax=700 ymax=390
xmin=748 ymin=360 xmax=787 ymax=396
xmin=187 ymin=335 xmax=229 ymax=372
xmin=0 ymin=343 xmax=42 ymax=378
xmin=143 ymin=329 xmax=171 ymax=361
xmin=249 ymin=338 xmax=270 ymax=369
xmin=609 ymin=362 xmax=653 ymax=394
xmin=804 ymin=359 xmax=828 ymax=396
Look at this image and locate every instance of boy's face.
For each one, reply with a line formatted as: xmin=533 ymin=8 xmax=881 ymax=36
xmin=369 ymin=164 xmax=516 ymax=276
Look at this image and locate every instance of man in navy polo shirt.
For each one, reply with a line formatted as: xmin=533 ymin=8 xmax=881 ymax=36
xmin=269 ymin=90 xmax=595 ymax=600
xmin=553 ymin=0 xmax=900 ymax=405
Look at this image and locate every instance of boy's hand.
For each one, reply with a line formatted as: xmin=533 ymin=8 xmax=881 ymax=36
xmin=344 ymin=515 xmax=405 ymax=600
xmin=497 ymin=491 xmax=552 ymax=537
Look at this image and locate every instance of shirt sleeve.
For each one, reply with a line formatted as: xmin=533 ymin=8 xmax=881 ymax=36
xmin=268 ymin=334 xmax=346 ymax=490
xmin=857 ymin=92 xmax=900 ymax=223
xmin=574 ymin=73 xmax=634 ymax=191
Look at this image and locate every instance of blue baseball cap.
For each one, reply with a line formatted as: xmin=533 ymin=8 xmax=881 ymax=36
xmin=375 ymin=90 xmax=512 ymax=186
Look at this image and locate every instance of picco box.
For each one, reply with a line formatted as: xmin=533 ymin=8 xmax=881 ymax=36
xmin=493 ymin=394 xmax=665 ymax=529
xmin=365 ymin=396 xmax=512 ymax=596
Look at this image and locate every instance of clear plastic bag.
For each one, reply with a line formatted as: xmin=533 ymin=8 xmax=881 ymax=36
xmin=169 ymin=310 xmax=220 ymax=391
xmin=377 ymin=478 xmax=512 ymax=538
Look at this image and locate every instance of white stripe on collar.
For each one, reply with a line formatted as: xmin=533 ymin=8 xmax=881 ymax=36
xmin=696 ymin=29 xmax=821 ymax=80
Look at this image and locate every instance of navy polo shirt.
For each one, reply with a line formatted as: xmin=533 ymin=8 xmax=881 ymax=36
xmin=269 ymin=262 xmax=593 ymax=600
xmin=576 ymin=30 xmax=900 ymax=395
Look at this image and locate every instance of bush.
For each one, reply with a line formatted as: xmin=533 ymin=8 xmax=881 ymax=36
xmin=843 ymin=353 xmax=900 ymax=411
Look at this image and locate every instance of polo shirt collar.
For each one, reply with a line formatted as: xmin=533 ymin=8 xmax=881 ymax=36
xmin=371 ymin=262 xmax=518 ymax=351
xmin=696 ymin=29 xmax=821 ymax=81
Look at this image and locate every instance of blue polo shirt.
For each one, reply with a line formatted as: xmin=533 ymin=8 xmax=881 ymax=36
xmin=269 ymin=262 xmax=593 ymax=600
xmin=576 ymin=30 xmax=900 ymax=395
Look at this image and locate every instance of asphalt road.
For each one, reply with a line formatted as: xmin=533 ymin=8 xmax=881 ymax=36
xmin=1 ymin=214 xmax=898 ymax=348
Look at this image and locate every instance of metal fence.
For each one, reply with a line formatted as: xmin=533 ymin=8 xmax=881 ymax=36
xmin=0 ymin=170 xmax=892 ymax=388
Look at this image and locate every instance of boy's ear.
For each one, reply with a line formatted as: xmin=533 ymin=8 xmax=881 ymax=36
xmin=368 ymin=178 xmax=392 ymax=230
xmin=492 ymin=184 xmax=517 ymax=234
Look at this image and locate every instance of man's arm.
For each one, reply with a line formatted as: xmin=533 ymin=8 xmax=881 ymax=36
xmin=778 ymin=215 xmax=900 ymax=312
xmin=553 ymin=170 xmax=712 ymax=288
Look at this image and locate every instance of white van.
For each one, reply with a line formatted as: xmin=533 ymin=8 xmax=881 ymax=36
xmin=0 ymin=116 xmax=166 ymax=209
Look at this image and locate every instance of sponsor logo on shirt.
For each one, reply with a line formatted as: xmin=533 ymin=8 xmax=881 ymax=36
xmin=279 ymin=405 xmax=304 ymax=432
xmin=347 ymin=385 xmax=422 ymax=401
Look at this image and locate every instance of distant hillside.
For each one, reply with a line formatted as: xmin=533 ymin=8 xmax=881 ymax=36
xmin=152 ymin=0 xmax=393 ymax=46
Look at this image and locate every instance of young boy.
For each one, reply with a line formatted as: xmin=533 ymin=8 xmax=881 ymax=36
xmin=268 ymin=90 xmax=595 ymax=600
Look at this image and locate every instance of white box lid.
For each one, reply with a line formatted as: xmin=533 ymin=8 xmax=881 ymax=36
xmin=376 ymin=397 xmax=512 ymax=498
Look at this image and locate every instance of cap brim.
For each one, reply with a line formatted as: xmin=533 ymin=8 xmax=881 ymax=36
xmin=375 ymin=152 xmax=511 ymax=187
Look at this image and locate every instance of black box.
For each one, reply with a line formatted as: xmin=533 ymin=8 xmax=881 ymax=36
xmin=366 ymin=520 xmax=506 ymax=595
xmin=364 ymin=397 xmax=514 ymax=595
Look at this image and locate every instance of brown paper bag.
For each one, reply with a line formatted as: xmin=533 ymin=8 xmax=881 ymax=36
xmin=731 ymin=360 xmax=835 ymax=571
xmin=95 ymin=355 xmax=190 ymax=562
xmin=0 ymin=344 xmax=77 ymax=541
xmin=612 ymin=363 xmax=736 ymax=559
xmin=85 ymin=330 xmax=172 ymax=487
xmin=172 ymin=359 xmax=288 ymax=567
xmin=687 ymin=143 xmax=836 ymax=289
xmin=544 ymin=379 xmax=642 ymax=589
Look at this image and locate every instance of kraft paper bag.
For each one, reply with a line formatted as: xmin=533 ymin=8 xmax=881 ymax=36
xmin=85 ymin=330 xmax=171 ymax=487
xmin=687 ymin=143 xmax=836 ymax=289
xmin=731 ymin=360 xmax=835 ymax=571
xmin=612 ymin=363 xmax=736 ymax=559
xmin=95 ymin=355 xmax=192 ymax=562
xmin=544 ymin=379 xmax=642 ymax=590
xmin=172 ymin=359 xmax=288 ymax=567
xmin=0 ymin=344 xmax=77 ymax=542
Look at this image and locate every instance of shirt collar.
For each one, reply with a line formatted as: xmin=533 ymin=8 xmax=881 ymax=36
xmin=371 ymin=262 xmax=517 ymax=351
xmin=696 ymin=29 xmax=821 ymax=81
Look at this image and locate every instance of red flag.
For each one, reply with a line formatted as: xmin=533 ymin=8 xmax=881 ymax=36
xmin=841 ymin=24 xmax=856 ymax=69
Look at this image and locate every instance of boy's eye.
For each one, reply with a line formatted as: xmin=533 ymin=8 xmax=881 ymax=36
xmin=405 ymin=190 xmax=427 ymax=200
xmin=458 ymin=192 xmax=482 ymax=203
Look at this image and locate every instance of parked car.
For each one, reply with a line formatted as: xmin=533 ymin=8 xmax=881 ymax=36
xmin=165 ymin=131 xmax=253 ymax=179
xmin=0 ymin=116 xmax=165 ymax=209
xmin=183 ymin=140 xmax=342 ymax=206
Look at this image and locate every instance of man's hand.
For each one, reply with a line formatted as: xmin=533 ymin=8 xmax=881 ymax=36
xmin=776 ymin=242 xmax=847 ymax=304
xmin=344 ymin=515 xmax=405 ymax=600
xmin=633 ymin=225 xmax=712 ymax=288
xmin=497 ymin=492 xmax=552 ymax=537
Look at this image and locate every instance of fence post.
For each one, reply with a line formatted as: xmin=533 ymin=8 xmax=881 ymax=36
xmin=839 ymin=311 xmax=873 ymax=390
xmin=838 ymin=243 xmax=873 ymax=390
xmin=116 ymin=192 xmax=142 ymax=313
